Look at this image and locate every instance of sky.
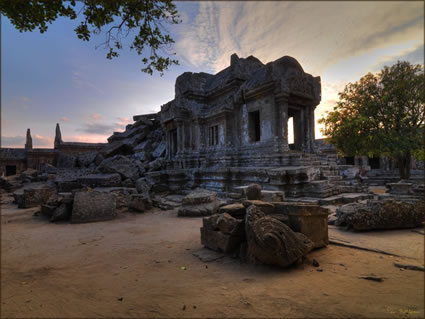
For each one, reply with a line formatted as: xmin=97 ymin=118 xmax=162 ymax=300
xmin=1 ymin=1 xmax=424 ymax=148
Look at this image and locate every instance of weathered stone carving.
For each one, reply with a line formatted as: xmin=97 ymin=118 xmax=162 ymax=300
xmin=335 ymin=200 xmax=425 ymax=231
xmin=244 ymin=205 xmax=314 ymax=267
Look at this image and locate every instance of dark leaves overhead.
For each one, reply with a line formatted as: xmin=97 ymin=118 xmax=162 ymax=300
xmin=0 ymin=0 xmax=181 ymax=75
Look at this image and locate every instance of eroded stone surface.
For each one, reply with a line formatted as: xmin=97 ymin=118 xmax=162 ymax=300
xmin=71 ymin=191 xmax=117 ymax=223
xmin=218 ymin=203 xmax=246 ymax=218
xmin=336 ymin=200 xmax=425 ymax=231
xmin=244 ymin=205 xmax=314 ymax=267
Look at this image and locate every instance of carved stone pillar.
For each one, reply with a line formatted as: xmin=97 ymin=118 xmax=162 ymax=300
xmin=308 ymin=106 xmax=316 ymax=152
xmin=176 ymin=120 xmax=183 ymax=153
xmin=275 ymin=95 xmax=290 ymax=152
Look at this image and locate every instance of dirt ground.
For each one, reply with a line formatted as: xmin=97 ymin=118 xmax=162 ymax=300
xmin=1 ymin=192 xmax=424 ymax=318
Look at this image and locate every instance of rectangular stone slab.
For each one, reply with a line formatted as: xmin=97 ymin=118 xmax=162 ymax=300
xmin=71 ymin=191 xmax=117 ymax=223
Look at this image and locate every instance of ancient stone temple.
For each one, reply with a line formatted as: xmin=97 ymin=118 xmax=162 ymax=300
xmin=161 ymin=53 xmax=320 ymax=167
xmin=151 ymin=54 xmax=342 ymax=197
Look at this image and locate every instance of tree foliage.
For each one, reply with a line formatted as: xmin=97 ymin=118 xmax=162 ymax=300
xmin=319 ymin=61 xmax=424 ymax=179
xmin=0 ymin=0 xmax=181 ymax=75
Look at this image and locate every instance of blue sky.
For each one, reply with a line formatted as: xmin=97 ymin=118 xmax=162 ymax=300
xmin=2 ymin=1 xmax=424 ymax=148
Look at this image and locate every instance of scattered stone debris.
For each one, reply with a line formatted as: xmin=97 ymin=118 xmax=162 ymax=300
xmin=178 ymin=189 xmax=220 ymax=217
xmin=393 ymin=263 xmax=424 ymax=272
xmin=335 ymin=200 xmax=425 ymax=231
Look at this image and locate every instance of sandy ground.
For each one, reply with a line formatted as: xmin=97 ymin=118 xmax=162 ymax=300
xmin=1 ymin=192 xmax=424 ymax=318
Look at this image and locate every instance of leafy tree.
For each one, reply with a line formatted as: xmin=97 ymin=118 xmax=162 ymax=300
xmin=319 ymin=61 xmax=424 ymax=179
xmin=0 ymin=0 xmax=181 ymax=75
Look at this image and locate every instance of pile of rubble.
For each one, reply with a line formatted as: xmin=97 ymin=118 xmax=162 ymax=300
xmin=3 ymin=113 xmax=166 ymax=223
xmin=196 ymin=184 xmax=330 ymax=268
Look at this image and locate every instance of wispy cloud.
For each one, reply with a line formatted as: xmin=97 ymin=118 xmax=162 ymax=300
xmin=81 ymin=122 xmax=115 ymax=135
xmin=33 ymin=134 xmax=53 ymax=147
xmin=91 ymin=113 xmax=102 ymax=121
xmin=176 ymin=2 xmax=424 ymax=74
xmin=59 ymin=117 xmax=70 ymax=122
xmin=175 ymin=1 xmax=423 ymax=140
xmin=63 ymin=135 xmax=108 ymax=143
xmin=115 ymin=117 xmax=131 ymax=132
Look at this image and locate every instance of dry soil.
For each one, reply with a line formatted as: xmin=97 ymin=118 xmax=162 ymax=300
xmin=1 ymin=192 xmax=424 ymax=318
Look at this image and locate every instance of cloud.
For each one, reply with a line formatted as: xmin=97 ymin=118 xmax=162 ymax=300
xmin=33 ymin=134 xmax=53 ymax=147
xmin=115 ymin=117 xmax=131 ymax=132
xmin=63 ymin=135 xmax=108 ymax=143
xmin=2 ymin=134 xmax=53 ymax=148
xmin=81 ymin=122 xmax=115 ymax=135
xmin=176 ymin=2 xmax=424 ymax=75
xmin=1 ymin=135 xmax=25 ymax=147
xmin=91 ymin=113 xmax=102 ymax=121
xmin=59 ymin=117 xmax=70 ymax=122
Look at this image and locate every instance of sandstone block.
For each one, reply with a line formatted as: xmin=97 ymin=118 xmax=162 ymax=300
xmin=97 ymin=155 xmax=140 ymax=181
xmin=71 ymin=191 xmax=117 ymax=223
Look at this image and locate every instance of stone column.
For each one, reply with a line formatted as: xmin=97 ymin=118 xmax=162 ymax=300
xmin=198 ymin=119 xmax=206 ymax=151
xmin=192 ymin=119 xmax=199 ymax=151
xmin=309 ymin=106 xmax=316 ymax=152
xmin=165 ymin=129 xmax=170 ymax=159
xmin=275 ymin=96 xmax=290 ymax=152
xmin=176 ymin=120 xmax=183 ymax=154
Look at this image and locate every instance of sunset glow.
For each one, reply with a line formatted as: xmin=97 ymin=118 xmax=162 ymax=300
xmin=2 ymin=1 xmax=423 ymax=148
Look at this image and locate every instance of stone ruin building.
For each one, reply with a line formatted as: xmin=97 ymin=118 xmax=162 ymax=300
xmin=153 ymin=54 xmax=360 ymax=197
xmin=0 ymin=124 xmax=105 ymax=176
xmin=2 ymin=53 xmax=423 ymax=197
xmin=1 ymin=53 xmax=423 ymax=268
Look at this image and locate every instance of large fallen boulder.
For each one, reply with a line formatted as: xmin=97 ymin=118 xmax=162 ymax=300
xmin=13 ymin=182 xmax=57 ymax=208
xmin=178 ymin=188 xmax=220 ymax=217
xmin=336 ymin=200 xmax=425 ymax=231
xmin=71 ymin=191 xmax=117 ymax=223
xmin=97 ymin=155 xmax=140 ymax=181
xmin=94 ymin=187 xmax=137 ymax=210
xmin=243 ymin=205 xmax=314 ymax=267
